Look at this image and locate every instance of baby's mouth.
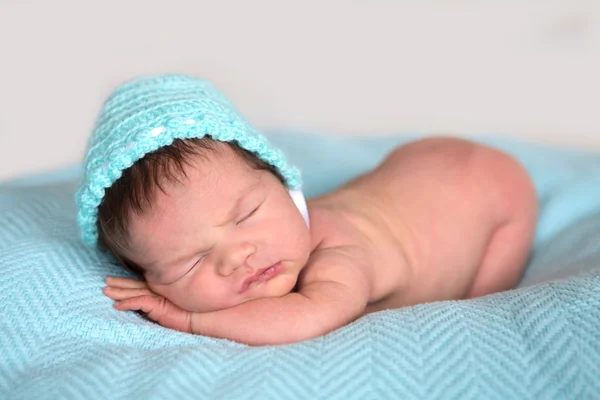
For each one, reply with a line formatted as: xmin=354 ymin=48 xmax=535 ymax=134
xmin=239 ymin=262 xmax=282 ymax=293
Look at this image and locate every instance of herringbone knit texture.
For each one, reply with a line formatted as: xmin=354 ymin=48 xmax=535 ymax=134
xmin=2 ymin=133 xmax=600 ymax=399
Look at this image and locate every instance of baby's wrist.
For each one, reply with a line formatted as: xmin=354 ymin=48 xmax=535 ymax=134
xmin=189 ymin=312 xmax=207 ymax=336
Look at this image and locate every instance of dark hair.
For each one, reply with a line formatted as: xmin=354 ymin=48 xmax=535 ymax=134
xmin=97 ymin=137 xmax=284 ymax=277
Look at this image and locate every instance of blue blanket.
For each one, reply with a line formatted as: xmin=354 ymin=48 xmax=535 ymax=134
xmin=1 ymin=132 xmax=599 ymax=399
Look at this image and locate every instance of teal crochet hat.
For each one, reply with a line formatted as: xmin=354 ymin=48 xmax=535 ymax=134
xmin=76 ymin=74 xmax=302 ymax=247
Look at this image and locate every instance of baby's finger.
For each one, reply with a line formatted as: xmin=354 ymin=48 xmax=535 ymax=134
xmin=105 ymin=276 xmax=148 ymax=289
xmin=114 ymin=296 xmax=161 ymax=316
xmin=103 ymin=286 xmax=154 ymax=300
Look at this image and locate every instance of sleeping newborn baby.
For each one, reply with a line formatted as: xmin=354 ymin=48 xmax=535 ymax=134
xmin=77 ymin=74 xmax=538 ymax=346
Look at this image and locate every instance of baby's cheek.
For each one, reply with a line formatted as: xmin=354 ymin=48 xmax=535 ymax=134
xmin=276 ymin=273 xmax=299 ymax=296
xmin=275 ymin=213 xmax=310 ymax=251
xmin=290 ymin=226 xmax=311 ymax=264
xmin=182 ymin=278 xmax=236 ymax=313
xmin=149 ymin=280 xmax=196 ymax=310
xmin=154 ymin=285 xmax=186 ymax=308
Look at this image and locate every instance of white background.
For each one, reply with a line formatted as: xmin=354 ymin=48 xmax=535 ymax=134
xmin=0 ymin=0 xmax=598 ymax=181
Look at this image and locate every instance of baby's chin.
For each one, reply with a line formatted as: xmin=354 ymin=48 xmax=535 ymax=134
xmin=240 ymin=273 xmax=298 ymax=303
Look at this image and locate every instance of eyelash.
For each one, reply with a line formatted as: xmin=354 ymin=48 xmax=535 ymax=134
xmin=183 ymin=253 xmax=207 ymax=277
xmin=237 ymin=205 xmax=260 ymax=225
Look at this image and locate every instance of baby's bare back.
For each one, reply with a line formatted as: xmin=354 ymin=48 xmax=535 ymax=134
xmin=306 ymin=137 xmax=538 ymax=314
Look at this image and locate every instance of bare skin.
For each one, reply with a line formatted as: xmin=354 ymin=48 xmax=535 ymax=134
xmin=104 ymin=136 xmax=538 ymax=346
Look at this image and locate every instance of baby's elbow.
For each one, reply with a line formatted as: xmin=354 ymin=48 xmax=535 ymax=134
xmin=312 ymin=287 xmax=368 ymax=336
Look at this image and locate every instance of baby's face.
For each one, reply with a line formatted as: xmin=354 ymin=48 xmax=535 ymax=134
xmin=122 ymin=144 xmax=311 ymax=313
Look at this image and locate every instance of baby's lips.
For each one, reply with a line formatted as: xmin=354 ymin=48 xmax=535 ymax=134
xmin=239 ymin=269 xmax=263 ymax=293
xmin=239 ymin=262 xmax=282 ymax=293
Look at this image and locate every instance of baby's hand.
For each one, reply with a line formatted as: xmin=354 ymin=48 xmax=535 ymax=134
xmin=103 ymin=276 xmax=192 ymax=333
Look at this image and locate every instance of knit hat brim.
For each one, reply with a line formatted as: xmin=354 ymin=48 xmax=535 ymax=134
xmin=75 ymin=74 xmax=302 ymax=247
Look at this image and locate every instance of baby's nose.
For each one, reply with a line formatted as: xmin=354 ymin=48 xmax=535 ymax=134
xmin=217 ymin=242 xmax=256 ymax=276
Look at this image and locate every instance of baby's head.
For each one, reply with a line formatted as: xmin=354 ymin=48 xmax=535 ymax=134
xmin=76 ymin=74 xmax=310 ymax=313
xmin=98 ymin=137 xmax=311 ymax=312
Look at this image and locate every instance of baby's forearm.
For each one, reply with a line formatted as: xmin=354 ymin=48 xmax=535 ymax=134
xmin=191 ymin=282 xmax=366 ymax=346
xmin=190 ymin=293 xmax=331 ymax=345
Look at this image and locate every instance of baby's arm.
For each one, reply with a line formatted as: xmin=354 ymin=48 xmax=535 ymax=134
xmin=191 ymin=275 xmax=365 ymax=345
xmin=105 ymin=247 xmax=371 ymax=346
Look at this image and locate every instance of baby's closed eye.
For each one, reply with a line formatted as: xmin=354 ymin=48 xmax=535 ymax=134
xmin=236 ymin=204 xmax=261 ymax=225
xmin=184 ymin=254 xmax=208 ymax=275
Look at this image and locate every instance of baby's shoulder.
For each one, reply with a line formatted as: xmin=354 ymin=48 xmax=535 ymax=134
xmin=303 ymin=203 xmax=375 ymax=275
xmin=300 ymin=242 xmax=374 ymax=289
xmin=306 ymin=200 xmax=365 ymax=249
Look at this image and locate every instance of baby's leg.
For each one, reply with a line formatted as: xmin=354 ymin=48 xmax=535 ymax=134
xmin=465 ymin=207 xmax=536 ymax=298
xmin=377 ymin=137 xmax=538 ymax=301
xmin=464 ymin=144 xmax=538 ymax=299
